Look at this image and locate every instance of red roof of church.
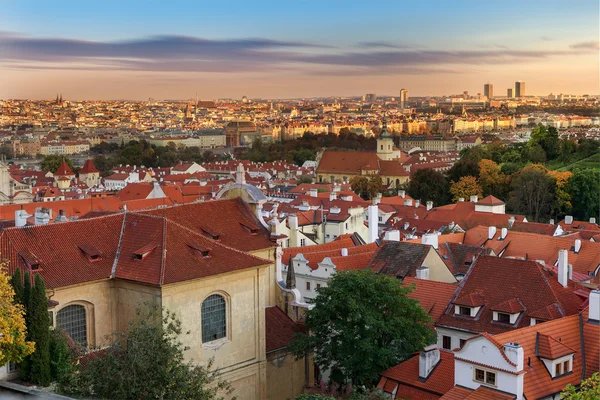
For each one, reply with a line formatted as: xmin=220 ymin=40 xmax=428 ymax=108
xmin=55 ymin=161 xmax=74 ymax=176
xmin=79 ymin=159 xmax=99 ymax=174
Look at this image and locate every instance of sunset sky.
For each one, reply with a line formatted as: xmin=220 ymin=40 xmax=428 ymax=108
xmin=1 ymin=1 xmax=598 ymax=100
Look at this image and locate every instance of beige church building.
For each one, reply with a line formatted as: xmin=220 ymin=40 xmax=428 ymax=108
xmin=0 ymin=166 xmax=313 ymax=399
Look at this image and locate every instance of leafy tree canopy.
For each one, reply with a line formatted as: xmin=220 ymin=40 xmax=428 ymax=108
xmin=59 ymin=306 xmax=232 ymax=400
xmin=406 ymin=168 xmax=450 ymax=207
xmin=290 ymin=270 xmax=435 ymax=388
xmin=40 ymin=155 xmax=74 ymax=173
xmin=561 ymin=372 xmax=600 ymax=400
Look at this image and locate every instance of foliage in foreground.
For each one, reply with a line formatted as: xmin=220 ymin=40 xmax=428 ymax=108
xmin=290 ymin=270 xmax=435 ymax=388
xmin=0 ymin=267 xmax=34 ymax=366
xmin=59 ymin=306 xmax=232 ymax=400
xmin=561 ymin=372 xmax=600 ymax=399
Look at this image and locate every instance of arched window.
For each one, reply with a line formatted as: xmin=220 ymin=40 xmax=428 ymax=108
xmin=57 ymin=304 xmax=87 ymax=347
xmin=201 ymin=294 xmax=226 ymax=343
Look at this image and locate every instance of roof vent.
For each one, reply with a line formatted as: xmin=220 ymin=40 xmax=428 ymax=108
xmin=78 ymin=243 xmax=102 ymax=261
xmin=133 ymin=244 xmax=158 ymax=260
xmin=188 ymin=243 xmax=211 ymax=257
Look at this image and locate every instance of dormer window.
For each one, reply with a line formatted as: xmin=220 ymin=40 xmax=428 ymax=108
xmin=78 ymin=243 xmax=102 ymax=262
xmin=240 ymin=222 xmax=259 ymax=235
xmin=133 ymin=244 xmax=157 ymax=260
xmin=188 ymin=243 xmax=211 ymax=258
xmin=496 ymin=312 xmax=510 ymax=323
xmin=535 ymin=332 xmax=575 ymax=378
xmin=19 ymin=251 xmax=41 ymax=271
xmin=459 ymin=306 xmax=471 ymax=316
xmin=200 ymin=226 xmax=221 ymax=241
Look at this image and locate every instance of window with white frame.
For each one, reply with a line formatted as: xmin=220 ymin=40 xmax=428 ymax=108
xmin=474 ymin=367 xmax=496 ymax=386
xmin=300 ymin=238 xmax=306 ymax=246
xmin=201 ymin=294 xmax=227 ymax=343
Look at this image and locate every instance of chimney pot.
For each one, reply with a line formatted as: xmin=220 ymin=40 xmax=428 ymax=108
xmin=488 ymin=226 xmax=497 ymax=240
xmin=590 ymin=217 xmax=597 ymax=224
xmin=426 ymin=201 xmax=433 ymax=211
xmin=565 ymin=215 xmax=573 ymax=225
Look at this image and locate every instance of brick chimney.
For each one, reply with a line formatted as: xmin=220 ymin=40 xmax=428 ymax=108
xmin=419 ymin=345 xmax=440 ymax=379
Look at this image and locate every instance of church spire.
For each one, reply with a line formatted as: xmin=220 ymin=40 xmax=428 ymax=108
xmin=380 ymin=115 xmax=391 ymax=138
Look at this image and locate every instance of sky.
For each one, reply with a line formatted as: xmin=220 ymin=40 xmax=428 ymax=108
xmin=0 ymin=1 xmax=598 ymax=100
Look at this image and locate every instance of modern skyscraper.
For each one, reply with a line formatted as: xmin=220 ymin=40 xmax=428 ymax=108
xmin=515 ymin=81 xmax=525 ymax=98
xmin=364 ymin=93 xmax=377 ymax=103
xmin=507 ymin=88 xmax=514 ymax=98
xmin=399 ymin=88 xmax=408 ymax=109
xmin=484 ymin=83 xmax=493 ymax=99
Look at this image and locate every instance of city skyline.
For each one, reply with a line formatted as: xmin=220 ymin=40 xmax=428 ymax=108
xmin=1 ymin=1 xmax=598 ymax=100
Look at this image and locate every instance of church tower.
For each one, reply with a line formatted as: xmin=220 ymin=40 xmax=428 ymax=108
xmin=376 ymin=117 xmax=394 ymax=161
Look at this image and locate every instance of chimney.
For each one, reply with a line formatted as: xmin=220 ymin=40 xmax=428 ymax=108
xmin=589 ymin=290 xmax=600 ymax=322
xmin=333 ymin=184 xmax=341 ymax=193
xmin=329 ymin=192 xmax=337 ymax=201
xmin=403 ymin=221 xmax=409 ymax=231
xmin=15 ymin=210 xmax=30 ymax=228
xmin=567 ymin=264 xmax=573 ymax=280
xmin=549 ymin=219 xmax=554 ymax=225
xmin=309 ymin=188 xmax=318 ymax=198
xmin=508 ymin=216 xmax=516 ymax=227
xmin=416 ymin=265 xmax=430 ymax=280
xmin=404 ymin=199 xmax=413 ymax=206
xmin=426 ymin=201 xmax=433 ymax=211
xmin=415 ymin=199 xmax=420 ymax=208
xmin=470 ymin=195 xmax=478 ymax=203
xmin=590 ymin=217 xmax=597 ymax=224
xmin=574 ymin=239 xmax=581 ymax=253
xmin=419 ymin=345 xmax=440 ymax=379
xmin=398 ymin=190 xmax=406 ymax=198
xmin=34 ymin=207 xmax=51 ymax=225
xmin=368 ymin=204 xmax=379 ymax=244
xmin=503 ymin=342 xmax=524 ymax=372
xmin=565 ymin=215 xmax=573 ymax=225
xmin=55 ymin=209 xmax=67 ymax=222
xmin=341 ymin=248 xmax=348 ymax=257
xmin=458 ymin=197 xmax=465 ymax=202
xmin=288 ymin=214 xmax=300 ymax=247
xmin=488 ymin=226 xmax=497 ymax=240
xmin=421 ymin=233 xmax=438 ymax=249
xmin=557 ymin=249 xmax=568 ymax=288
xmin=500 ymin=227 xmax=508 ymax=239
xmin=383 ymin=230 xmax=400 ymax=241
xmin=268 ymin=217 xmax=281 ymax=237
xmin=373 ymin=193 xmax=381 ymax=205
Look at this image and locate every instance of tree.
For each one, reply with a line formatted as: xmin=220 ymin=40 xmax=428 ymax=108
xmin=566 ymin=169 xmax=600 ymax=220
xmin=450 ymin=176 xmax=483 ymax=202
xmin=406 ymin=169 xmax=450 ymax=207
xmin=290 ymin=270 xmax=435 ymax=388
xmin=478 ymin=159 xmax=508 ymax=199
xmin=548 ymin=170 xmax=573 ymax=216
xmin=20 ymin=270 xmax=32 ymax=379
xmin=40 ymin=155 xmax=74 ymax=173
xmin=28 ymin=274 xmax=51 ymax=386
xmin=350 ymin=176 xmax=369 ymax=199
xmin=49 ymin=329 xmax=74 ymax=383
xmin=561 ymin=372 xmax=599 ymax=399
xmin=9 ymin=267 xmax=24 ymax=306
xmin=508 ymin=167 xmax=557 ymax=222
xmin=448 ymin=159 xmax=480 ymax=183
xmin=0 ymin=268 xmax=34 ymax=366
xmin=59 ymin=306 xmax=232 ymax=400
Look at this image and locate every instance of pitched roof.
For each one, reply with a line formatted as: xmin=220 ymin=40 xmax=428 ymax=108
xmin=116 ymin=182 xmax=159 ymax=201
xmin=510 ymin=221 xmax=557 ymax=236
xmin=79 ymin=159 xmax=99 ymax=174
xmin=378 ymin=349 xmax=455 ymax=397
xmin=476 ymin=195 xmax=504 ymax=205
xmin=265 ymin=306 xmax=305 ymax=353
xmin=55 ymin=161 xmax=75 ymax=176
xmin=366 ymin=241 xmax=432 ymax=279
xmin=436 ymin=256 xmax=588 ymax=334
xmin=403 ymin=277 xmax=458 ymax=322
xmin=436 ymin=242 xmax=493 ymax=276
xmin=492 ymin=312 xmax=600 ymax=399
xmin=440 ymin=386 xmax=515 ymax=400
xmin=463 ymin=226 xmax=600 ymax=275
xmin=316 ymin=150 xmax=380 ymax=175
xmin=535 ymin=332 xmax=576 ymax=359
xmin=0 ymin=212 xmax=270 ymax=289
xmin=141 ymin=198 xmax=274 ymax=252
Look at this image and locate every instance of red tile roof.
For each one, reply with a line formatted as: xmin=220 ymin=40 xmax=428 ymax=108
xmin=116 ymin=182 xmax=158 ymax=201
xmin=379 ymin=349 xmax=455 ymax=397
xmin=0 ymin=212 xmax=270 ymax=289
xmin=476 ymin=195 xmax=504 ymax=205
xmin=403 ymin=277 xmax=458 ymax=322
xmin=436 ymin=256 xmax=588 ymax=335
xmin=79 ymin=159 xmax=99 ymax=174
xmin=141 ymin=198 xmax=274 ymax=252
xmin=265 ymin=306 xmax=304 ymax=353
xmin=535 ymin=332 xmax=576 ymax=359
xmin=55 ymin=161 xmax=75 ymax=176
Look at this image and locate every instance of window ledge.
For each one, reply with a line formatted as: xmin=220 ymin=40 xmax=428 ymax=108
xmin=202 ymin=337 xmax=230 ymax=351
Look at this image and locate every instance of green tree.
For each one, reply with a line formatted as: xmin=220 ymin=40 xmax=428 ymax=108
xmin=59 ymin=306 xmax=232 ymax=400
xmin=561 ymin=372 xmax=600 ymax=399
xmin=406 ymin=169 xmax=450 ymax=207
xmin=49 ymin=329 xmax=74 ymax=383
xmin=10 ymin=267 xmax=24 ymax=306
xmin=448 ymin=159 xmax=480 ymax=183
xmin=28 ymin=274 xmax=51 ymax=386
xmin=508 ymin=167 xmax=557 ymax=222
xmin=40 ymin=155 xmax=74 ymax=173
xmin=20 ymin=270 xmax=32 ymax=380
xmin=566 ymin=169 xmax=600 ymax=221
xmin=350 ymin=176 xmax=369 ymax=199
xmin=290 ymin=270 xmax=435 ymax=388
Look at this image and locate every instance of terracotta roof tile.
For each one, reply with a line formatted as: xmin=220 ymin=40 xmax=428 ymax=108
xmin=265 ymin=306 xmax=305 ymax=353
xmin=403 ymin=277 xmax=458 ymax=322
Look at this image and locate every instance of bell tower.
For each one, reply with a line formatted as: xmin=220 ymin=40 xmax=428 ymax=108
xmin=376 ymin=117 xmax=394 ymax=161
